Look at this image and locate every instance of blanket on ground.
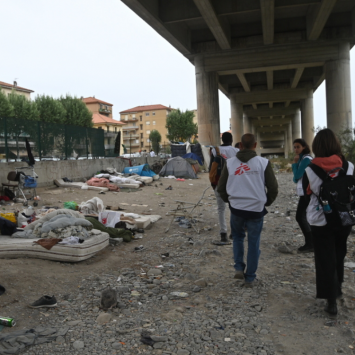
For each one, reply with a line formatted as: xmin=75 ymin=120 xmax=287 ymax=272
xmin=79 ymin=197 xmax=105 ymax=215
xmin=86 ymin=217 xmax=132 ymax=242
xmin=86 ymin=178 xmax=119 ymax=191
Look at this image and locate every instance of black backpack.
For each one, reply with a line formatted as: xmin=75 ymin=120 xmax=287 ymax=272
xmin=309 ymin=160 xmax=355 ymax=227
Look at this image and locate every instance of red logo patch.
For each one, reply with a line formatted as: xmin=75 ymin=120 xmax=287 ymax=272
xmin=234 ymin=163 xmax=250 ymax=175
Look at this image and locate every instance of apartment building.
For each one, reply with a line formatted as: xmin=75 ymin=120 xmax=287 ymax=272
xmin=0 ymin=80 xmax=34 ymax=100
xmin=82 ymin=97 xmax=125 ymax=154
xmin=119 ymin=104 xmax=173 ymax=153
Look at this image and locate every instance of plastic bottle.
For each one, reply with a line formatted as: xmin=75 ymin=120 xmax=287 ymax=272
xmin=322 ymin=200 xmax=332 ymax=214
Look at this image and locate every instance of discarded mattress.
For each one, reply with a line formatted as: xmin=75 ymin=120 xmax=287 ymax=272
xmin=54 ymin=179 xmax=108 ymax=192
xmin=123 ymin=164 xmax=158 ymax=178
xmin=0 ymin=230 xmax=109 ymax=262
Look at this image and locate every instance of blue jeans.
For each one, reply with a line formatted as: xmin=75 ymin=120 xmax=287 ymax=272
xmin=230 ymin=214 xmax=264 ymax=282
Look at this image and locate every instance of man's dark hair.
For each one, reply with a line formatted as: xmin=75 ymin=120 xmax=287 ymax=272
xmin=221 ymin=132 xmax=233 ymax=145
xmin=293 ymin=138 xmax=311 ymax=154
xmin=241 ymin=134 xmax=256 ymax=149
xmin=312 ymin=128 xmax=343 ymax=158
xmin=235 ymin=142 xmax=240 ymax=148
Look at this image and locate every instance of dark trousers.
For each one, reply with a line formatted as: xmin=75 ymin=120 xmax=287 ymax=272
xmin=296 ymin=196 xmax=313 ymax=246
xmin=311 ymin=224 xmax=351 ymax=299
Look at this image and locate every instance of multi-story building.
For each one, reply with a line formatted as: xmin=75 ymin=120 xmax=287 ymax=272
xmin=119 ymin=104 xmax=173 ymax=153
xmin=82 ymin=97 xmax=126 ymax=155
xmin=0 ymin=81 xmax=34 ymax=100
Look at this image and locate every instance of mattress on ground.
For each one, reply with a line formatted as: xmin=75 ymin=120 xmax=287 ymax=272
xmin=0 ymin=230 xmax=109 ymax=262
xmin=54 ymin=179 xmax=109 ymax=192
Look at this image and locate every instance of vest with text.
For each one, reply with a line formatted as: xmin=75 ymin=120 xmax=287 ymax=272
xmin=226 ymin=156 xmax=269 ymax=212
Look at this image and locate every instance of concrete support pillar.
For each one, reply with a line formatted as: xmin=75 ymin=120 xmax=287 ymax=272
xmin=243 ymin=114 xmax=251 ymax=134
xmin=325 ymin=42 xmax=352 ymax=133
xmin=195 ymin=56 xmax=220 ymax=146
xmin=288 ymin=122 xmax=293 ymax=154
xmin=292 ymin=109 xmax=301 ymax=141
xmin=301 ymin=89 xmax=314 ymax=146
xmin=251 ymin=121 xmax=256 ymax=135
xmin=284 ymin=132 xmax=288 ymax=158
xmin=256 ymin=129 xmax=261 ymax=155
xmin=230 ymin=96 xmax=243 ymax=144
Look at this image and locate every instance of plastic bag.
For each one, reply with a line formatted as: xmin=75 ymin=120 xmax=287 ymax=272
xmin=99 ymin=211 xmax=121 ymax=228
xmin=64 ymin=201 xmax=78 ymax=210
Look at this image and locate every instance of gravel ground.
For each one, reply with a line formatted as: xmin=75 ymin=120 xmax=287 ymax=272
xmin=1 ymin=172 xmax=355 ymax=355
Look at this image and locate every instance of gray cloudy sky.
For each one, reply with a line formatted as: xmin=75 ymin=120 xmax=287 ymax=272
xmin=3 ymin=0 xmax=355 ymax=133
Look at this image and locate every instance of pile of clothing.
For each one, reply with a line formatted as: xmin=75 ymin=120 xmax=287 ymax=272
xmin=12 ymin=209 xmax=93 ymax=240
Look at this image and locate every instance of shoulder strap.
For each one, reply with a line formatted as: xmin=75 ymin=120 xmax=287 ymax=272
xmin=308 ymin=163 xmax=327 ymax=181
xmin=342 ymin=160 xmax=349 ymax=174
xmin=214 ymin=146 xmax=221 ymax=157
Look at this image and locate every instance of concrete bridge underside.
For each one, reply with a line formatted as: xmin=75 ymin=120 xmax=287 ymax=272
xmin=122 ymin=0 xmax=355 ymax=156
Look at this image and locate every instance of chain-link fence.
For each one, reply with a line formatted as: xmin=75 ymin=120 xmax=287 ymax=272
xmin=0 ymin=117 xmax=105 ymax=162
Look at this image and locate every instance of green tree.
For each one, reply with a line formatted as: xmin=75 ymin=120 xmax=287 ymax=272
xmin=149 ymin=130 xmax=162 ymax=154
xmin=7 ymin=92 xmax=40 ymax=159
xmin=35 ymin=95 xmax=67 ymax=123
xmin=59 ymin=95 xmax=93 ymax=127
xmin=0 ymin=89 xmax=14 ymax=117
xmin=165 ymin=109 xmax=197 ymax=142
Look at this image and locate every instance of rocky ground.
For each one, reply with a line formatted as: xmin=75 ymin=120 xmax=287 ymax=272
xmin=1 ymin=172 xmax=355 ymax=355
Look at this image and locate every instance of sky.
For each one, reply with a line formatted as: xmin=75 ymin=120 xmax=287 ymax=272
xmin=2 ymin=0 xmax=355 ymax=133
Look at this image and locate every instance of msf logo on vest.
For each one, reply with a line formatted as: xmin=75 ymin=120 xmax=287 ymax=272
xmin=234 ymin=163 xmax=250 ymax=176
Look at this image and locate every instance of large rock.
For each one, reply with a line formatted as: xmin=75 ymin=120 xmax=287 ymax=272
xmin=73 ymin=340 xmax=84 ymax=349
xmin=194 ymin=278 xmax=207 ymax=287
xmin=96 ymin=312 xmax=112 ymax=325
xmin=147 ymin=268 xmax=162 ymax=276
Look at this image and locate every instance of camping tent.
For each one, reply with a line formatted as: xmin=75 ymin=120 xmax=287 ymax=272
xmin=159 ymin=156 xmax=197 ymax=179
xmin=122 ymin=164 xmax=156 ymax=177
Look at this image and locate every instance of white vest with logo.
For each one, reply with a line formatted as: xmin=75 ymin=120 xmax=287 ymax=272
xmin=226 ymin=156 xmax=269 ymax=212
xmin=212 ymin=146 xmax=239 ymax=160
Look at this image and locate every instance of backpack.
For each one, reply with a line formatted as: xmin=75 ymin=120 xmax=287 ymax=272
xmin=209 ymin=146 xmax=226 ymax=189
xmin=309 ymin=160 xmax=355 ymax=227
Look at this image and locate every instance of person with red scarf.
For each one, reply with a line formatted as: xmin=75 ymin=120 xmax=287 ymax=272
xmin=303 ymin=129 xmax=354 ymax=316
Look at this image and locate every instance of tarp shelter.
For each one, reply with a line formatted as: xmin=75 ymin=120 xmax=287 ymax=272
xmin=159 ymin=156 xmax=198 ymax=179
xmin=182 ymin=153 xmax=203 ymax=166
xmin=123 ymin=164 xmax=156 ymax=177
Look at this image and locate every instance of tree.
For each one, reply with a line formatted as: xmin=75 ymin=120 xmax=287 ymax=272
xmin=0 ymin=90 xmax=14 ymax=117
xmin=149 ymin=130 xmax=162 ymax=154
xmin=165 ymin=109 xmax=197 ymax=142
xmin=59 ymin=95 xmax=93 ymax=127
xmin=35 ymin=95 xmax=67 ymax=123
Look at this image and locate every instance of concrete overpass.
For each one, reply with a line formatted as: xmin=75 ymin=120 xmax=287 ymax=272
xmin=121 ymin=0 xmax=355 ymax=156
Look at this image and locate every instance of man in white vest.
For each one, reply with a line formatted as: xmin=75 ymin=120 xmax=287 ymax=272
xmin=217 ymin=134 xmax=278 ymax=287
xmin=210 ymin=132 xmax=239 ymax=243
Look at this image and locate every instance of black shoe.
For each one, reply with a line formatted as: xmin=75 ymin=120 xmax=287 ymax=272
xmin=298 ymin=244 xmax=314 ymax=253
xmin=29 ymin=295 xmax=57 ymax=308
xmin=220 ymin=233 xmax=227 ymax=243
xmin=324 ymin=299 xmax=337 ymax=315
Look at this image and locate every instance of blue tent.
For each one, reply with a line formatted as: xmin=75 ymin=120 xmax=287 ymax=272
xmin=122 ymin=164 xmax=156 ymax=177
xmin=182 ymin=153 xmax=203 ymax=165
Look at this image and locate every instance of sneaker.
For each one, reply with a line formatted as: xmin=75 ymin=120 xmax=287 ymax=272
xmin=234 ymin=271 xmax=244 ymax=280
xmin=298 ymin=245 xmax=314 ymax=253
xmin=244 ymin=279 xmax=259 ymax=288
xmin=29 ymin=295 xmax=57 ymax=308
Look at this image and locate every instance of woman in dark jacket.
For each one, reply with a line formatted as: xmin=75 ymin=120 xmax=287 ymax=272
xmin=292 ymin=138 xmax=313 ymax=252
xmin=304 ymin=129 xmax=354 ymax=316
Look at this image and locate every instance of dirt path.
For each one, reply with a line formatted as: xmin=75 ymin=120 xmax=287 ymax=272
xmin=0 ymin=173 xmax=354 ymax=355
